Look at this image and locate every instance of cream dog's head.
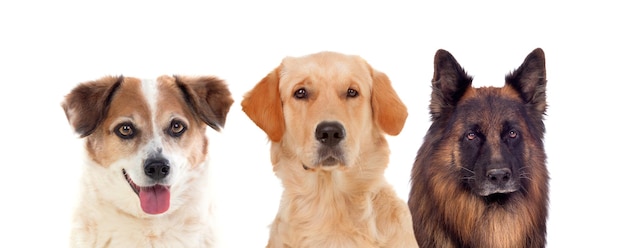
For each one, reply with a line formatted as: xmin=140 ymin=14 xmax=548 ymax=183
xmin=242 ymin=52 xmax=407 ymax=171
xmin=63 ymin=75 xmax=233 ymax=215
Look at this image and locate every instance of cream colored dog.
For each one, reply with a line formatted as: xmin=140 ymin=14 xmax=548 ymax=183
xmin=63 ymin=75 xmax=233 ymax=247
xmin=242 ymin=52 xmax=418 ymax=247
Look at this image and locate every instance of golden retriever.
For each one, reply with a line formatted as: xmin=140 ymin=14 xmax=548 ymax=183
xmin=242 ymin=51 xmax=418 ymax=247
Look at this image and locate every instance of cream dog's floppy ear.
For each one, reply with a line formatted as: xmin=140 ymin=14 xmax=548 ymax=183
xmin=241 ymin=67 xmax=285 ymax=142
xmin=370 ymin=67 xmax=408 ymax=136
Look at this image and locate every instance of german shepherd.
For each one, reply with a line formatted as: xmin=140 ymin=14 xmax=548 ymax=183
xmin=408 ymin=48 xmax=549 ymax=248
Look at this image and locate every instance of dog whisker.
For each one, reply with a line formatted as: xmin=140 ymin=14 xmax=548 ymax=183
xmin=519 ymin=175 xmax=533 ymax=181
xmin=460 ymin=166 xmax=476 ymax=175
xmin=519 ymin=184 xmax=530 ymax=194
xmin=461 ymin=176 xmax=476 ymax=181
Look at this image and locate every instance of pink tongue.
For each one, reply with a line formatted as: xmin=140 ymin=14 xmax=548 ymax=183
xmin=139 ymin=185 xmax=170 ymax=214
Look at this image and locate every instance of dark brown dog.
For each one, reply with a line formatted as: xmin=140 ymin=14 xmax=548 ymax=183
xmin=408 ymin=49 xmax=549 ymax=248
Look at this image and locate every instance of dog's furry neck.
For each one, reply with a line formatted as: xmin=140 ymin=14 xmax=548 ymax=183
xmin=70 ymin=159 xmax=215 ymax=247
xmin=267 ymin=138 xmax=409 ymax=247
xmin=270 ymin=137 xmax=391 ymax=219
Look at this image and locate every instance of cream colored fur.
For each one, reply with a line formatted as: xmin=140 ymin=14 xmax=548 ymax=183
xmin=242 ymin=52 xmax=418 ymax=248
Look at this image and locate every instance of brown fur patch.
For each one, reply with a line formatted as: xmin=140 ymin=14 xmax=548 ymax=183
xmin=241 ymin=68 xmax=285 ymax=142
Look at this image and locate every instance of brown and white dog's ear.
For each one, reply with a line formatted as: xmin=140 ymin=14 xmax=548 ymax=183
xmin=175 ymin=76 xmax=234 ymax=131
xmin=505 ymin=48 xmax=547 ymax=117
xmin=62 ymin=76 xmax=123 ymax=138
xmin=241 ymin=67 xmax=285 ymax=142
xmin=370 ymin=67 xmax=408 ymax=136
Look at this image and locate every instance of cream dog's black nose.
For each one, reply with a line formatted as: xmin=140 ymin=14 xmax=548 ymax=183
xmin=315 ymin=121 xmax=345 ymax=147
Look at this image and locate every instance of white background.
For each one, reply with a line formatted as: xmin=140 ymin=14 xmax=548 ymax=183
xmin=1 ymin=1 xmax=624 ymax=247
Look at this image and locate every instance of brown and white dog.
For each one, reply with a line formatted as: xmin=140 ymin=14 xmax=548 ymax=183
xmin=242 ymin=52 xmax=418 ymax=247
xmin=62 ymin=75 xmax=233 ymax=247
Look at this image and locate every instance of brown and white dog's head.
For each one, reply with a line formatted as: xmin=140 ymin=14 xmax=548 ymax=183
xmin=242 ymin=52 xmax=407 ymax=172
xmin=63 ymin=75 xmax=233 ymax=215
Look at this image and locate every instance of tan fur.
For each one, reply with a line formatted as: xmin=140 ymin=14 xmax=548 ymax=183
xmin=242 ymin=51 xmax=417 ymax=248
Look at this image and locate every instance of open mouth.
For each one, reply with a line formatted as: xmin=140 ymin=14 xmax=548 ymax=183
xmin=122 ymin=169 xmax=171 ymax=215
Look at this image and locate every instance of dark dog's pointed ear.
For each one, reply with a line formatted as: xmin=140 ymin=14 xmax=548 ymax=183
xmin=505 ymin=48 xmax=547 ymax=115
xmin=430 ymin=49 xmax=473 ymax=119
xmin=175 ymin=76 xmax=234 ymax=131
xmin=241 ymin=67 xmax=285 ymax=142
xmin=370 ymin=67 xmax=407 ymax=136
xmin=62 ymin=76 xmax=123 ymax=137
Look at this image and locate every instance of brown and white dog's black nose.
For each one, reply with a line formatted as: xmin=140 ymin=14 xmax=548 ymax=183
xmin=144 ymin=158 xmax=170 ymax=180
xmin=315 ymin=121 xmax=345 ymax=147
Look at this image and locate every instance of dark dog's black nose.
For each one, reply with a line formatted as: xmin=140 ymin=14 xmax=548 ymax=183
xmin=144 ymin=158 xmax=170 ymax=180
xmin=486 ymin=168 xmax=511 ymax=185
xmin=315 ymin=121 xmax=345 ymax=147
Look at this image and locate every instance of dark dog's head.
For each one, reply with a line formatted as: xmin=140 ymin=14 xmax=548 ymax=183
xmin=429 ymin=49 xmax=547 ymax=202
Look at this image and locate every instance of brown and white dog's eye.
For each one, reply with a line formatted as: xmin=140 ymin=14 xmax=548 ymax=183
xmin=294 ymin=88 xmax=308 ymax=99
xmin=347 ymin=88 xmax=359 ymax=97
xmin=115 ymin=123 xmax=136 ymax=139
xmin=168 ymin=120 xmax=187 ymax=137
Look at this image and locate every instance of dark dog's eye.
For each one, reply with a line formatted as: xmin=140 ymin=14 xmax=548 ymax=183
xmin=466 ymin=131 xmax=477 ymax=141
xmin=508 ymin=130 xmax=518 ymax=139
xmin=347 ymin=88 xmax=359 ymax=98
xmin=294 ymin=88 xmax=308 ymax=99
xmin=169 ymin=120 xmax=187 ymax=137
xmin=115 ymin=123 xmax=136 ymax=139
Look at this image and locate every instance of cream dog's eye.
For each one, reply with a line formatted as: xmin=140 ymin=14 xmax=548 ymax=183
xmin=169 ymin=120 xmax=187 ymax=137
xmin=294 ymin=88 xmax=308 ymax=99
xmin=347 ymin=88 xmax=358 ymax=97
